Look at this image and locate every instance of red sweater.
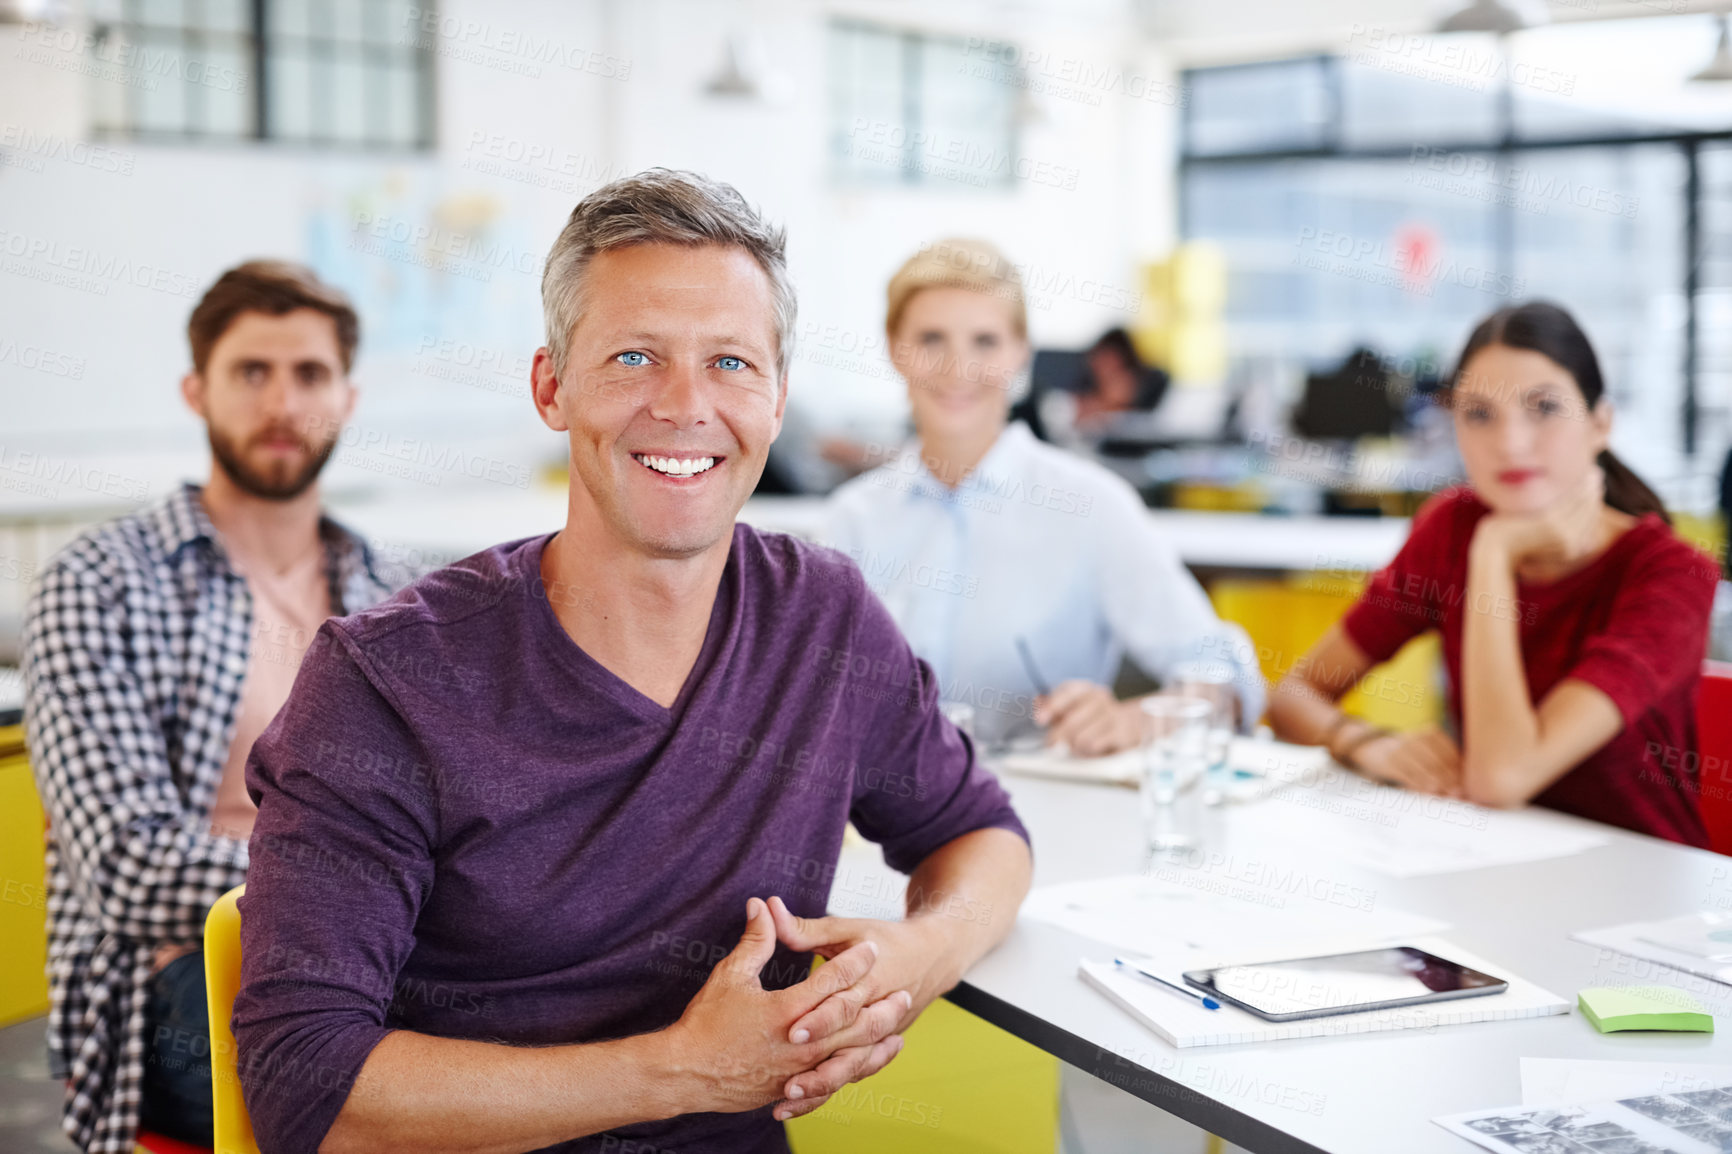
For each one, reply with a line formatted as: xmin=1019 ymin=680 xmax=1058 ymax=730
xmin=1340 ymin=487 xmax=1718 ymax=847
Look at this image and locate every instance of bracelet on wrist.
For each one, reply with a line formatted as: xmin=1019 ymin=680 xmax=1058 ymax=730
xmin=1322 ymin=713 xmax=1367 ymax=760
xmin=1336 ymin=725 xmax=1392 ymax=769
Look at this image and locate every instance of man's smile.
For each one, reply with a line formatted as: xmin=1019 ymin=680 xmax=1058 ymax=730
xmin=631 ymin=452 xmax=723 ymax=479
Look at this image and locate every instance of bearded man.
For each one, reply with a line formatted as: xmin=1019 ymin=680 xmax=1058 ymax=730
xmin=22 ymin=260 xmax=416 ymax=1152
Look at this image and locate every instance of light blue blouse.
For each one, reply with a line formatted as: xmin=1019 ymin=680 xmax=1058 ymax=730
xmin=822 ymin=421 xmax=1265 ymax=745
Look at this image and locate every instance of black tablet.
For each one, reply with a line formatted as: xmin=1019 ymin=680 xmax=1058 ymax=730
xmin=1182 ymin=946 xmax=1509 ymax=1022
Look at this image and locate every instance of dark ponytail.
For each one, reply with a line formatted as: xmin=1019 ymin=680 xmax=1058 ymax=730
xmin=1594 ymin=449 xmax=1668 ymax=525
xmin=1453 ymin=301 xmax=1670 ymax=525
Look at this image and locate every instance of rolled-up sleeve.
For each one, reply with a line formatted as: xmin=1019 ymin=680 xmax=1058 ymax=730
xmin=233 ymin=622 xmax=437 ymax=1154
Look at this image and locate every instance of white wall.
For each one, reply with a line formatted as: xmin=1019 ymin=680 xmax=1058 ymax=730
xmin=0 ymin=0 xmax=1180 ymax=484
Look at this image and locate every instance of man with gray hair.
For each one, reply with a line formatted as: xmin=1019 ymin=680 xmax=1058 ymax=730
xmin=231 ymin=169 xmax=1032 ymax=1153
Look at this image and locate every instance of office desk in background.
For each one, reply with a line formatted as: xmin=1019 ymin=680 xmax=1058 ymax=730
xmin=837 ymin=770 xmax=1732 ymax=1154
xmin=316 ymin=491 xmax=1411 ymax=576
xmin=0 ymin=484 xmax=1411 ymax=584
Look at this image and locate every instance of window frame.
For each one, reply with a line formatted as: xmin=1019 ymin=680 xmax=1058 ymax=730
xmin=86 ymin=0 xmax=435 ymax=152
xmin=827 ymin=17 xmax=1022 ymax=191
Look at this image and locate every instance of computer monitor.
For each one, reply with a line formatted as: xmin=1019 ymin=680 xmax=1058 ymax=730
xmin=1292 ymin=349 xmax=1400 ymax=440
xmin=1029 ymin=348 xmax=1091 ymax=396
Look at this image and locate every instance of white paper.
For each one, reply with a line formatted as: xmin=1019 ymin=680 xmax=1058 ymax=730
xmin=1438 ymin=1088 xmax=1732 ymax=1154
xmin=999 ymin=745 xmax=1140 ymax=786
xmin=1636 ymin=912 xmax=1732 ymax=962
xmin=1002 ymin=744 xmax=1611 ymax=877
xmin=1573 ymin=919 xmax=1732 ymax=991
xmin=1022 ymin=873 xmax=1448 ymax=961
xmin=998 ymin=736 xmax=1328 ymax=792
xmin=1083 ymin=936 xmax=1568 ymax=1049
xmin=1231 ymin=769 xmax=1610 ymax=878
xmin=1521 ymin=1058 xmax=1732 ymax=1107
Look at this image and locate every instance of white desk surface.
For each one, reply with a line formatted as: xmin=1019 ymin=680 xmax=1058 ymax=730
xmin=318 ymin=489 xmax=1408 ymax=574
xmin=836 ymin=770 xmax=1731 ymax=1154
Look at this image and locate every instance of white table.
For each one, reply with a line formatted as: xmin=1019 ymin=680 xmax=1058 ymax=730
xmin=859 ymin=771 xmax=1731 ymax=1154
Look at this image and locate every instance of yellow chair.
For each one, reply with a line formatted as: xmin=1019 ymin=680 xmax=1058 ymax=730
xmin=787 ymin=996 xmax=1058 ymax=1154
xmin=198 ymin=884 xmax=1061 ymax=1154
xmin=203 ymin=885 xmax=258 ymax=1154
xmin=1209 ymin=574 xmax=1444 ymax=733
xmin=0 ymin=722 xmax=51 ymax=1028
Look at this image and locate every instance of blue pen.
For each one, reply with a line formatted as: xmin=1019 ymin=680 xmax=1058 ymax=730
xmin=1114 ymin=957 xmax=1221 ymax=1011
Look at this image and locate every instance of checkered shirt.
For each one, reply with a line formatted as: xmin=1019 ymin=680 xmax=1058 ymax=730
xmin=21 ymin=482 xmax=415 ymax=1153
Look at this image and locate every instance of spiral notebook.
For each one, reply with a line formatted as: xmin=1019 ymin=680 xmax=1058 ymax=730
xmin=1080 ymin=937 xmax=1569 ymax=1048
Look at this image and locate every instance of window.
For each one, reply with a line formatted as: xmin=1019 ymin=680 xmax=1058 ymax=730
xmin=1179 ymin=22 xmax=1732 ymax=510
xmin=1184 ymin=57 xmax=1335 ymax=157
xmin=827 ymin=19 xmax=1020 ymax=189
xmin=1697 ymin=142 xmax=1732 ymax=483
xmin=85 ymin=0 xmax=434 ymax=149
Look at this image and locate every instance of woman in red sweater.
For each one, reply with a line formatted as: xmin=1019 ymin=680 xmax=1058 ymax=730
xmin=1269 ymin=301 xmax=1718 ymax=846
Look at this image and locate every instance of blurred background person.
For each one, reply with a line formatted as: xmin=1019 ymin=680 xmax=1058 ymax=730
xmin=21 ymin=262 xmax=416 ymax=1152
xmin=1269 ymin=302 xmax=1717 ymax=847
xmin=1015 ymin=326 xmax=1171 ymax=448
xmin=822 ymin=239 xmax=1262 ymax=754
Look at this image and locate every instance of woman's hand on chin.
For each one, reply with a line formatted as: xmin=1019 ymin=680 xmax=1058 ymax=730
xmin=1474 ymin=465 xmax=1605 ymax=569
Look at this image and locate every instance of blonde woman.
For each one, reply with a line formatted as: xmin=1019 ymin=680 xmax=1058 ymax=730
xmin=823 ymin=239 xmax=1263 ymax=751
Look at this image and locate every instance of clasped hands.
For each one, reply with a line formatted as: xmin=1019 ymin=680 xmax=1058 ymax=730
xmin=665 ymin=894 xmax=951 ymax=1123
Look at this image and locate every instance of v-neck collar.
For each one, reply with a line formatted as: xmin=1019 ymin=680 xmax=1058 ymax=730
xmin=520 ymin=530 xmax=738 ymax=725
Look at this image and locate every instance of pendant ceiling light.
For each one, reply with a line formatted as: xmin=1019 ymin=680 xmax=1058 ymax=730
xmin=705 ymin=36 xmax=760 ymax=100
xmin=1437 ymin=0 xmax=1533 ymax=35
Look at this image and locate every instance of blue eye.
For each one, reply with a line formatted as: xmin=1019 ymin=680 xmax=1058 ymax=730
xmin=716 ymin=356 xmax=747 ymax=372
xmin=616 ymin=351 xmax=650 ymax=367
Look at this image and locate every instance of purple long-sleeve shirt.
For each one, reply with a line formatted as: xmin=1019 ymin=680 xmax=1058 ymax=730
xmin=232 ymin=524 xmax=1029 ymax=1154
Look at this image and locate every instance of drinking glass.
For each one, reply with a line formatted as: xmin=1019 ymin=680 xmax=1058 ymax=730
xmin=1172 ymin=661 xmax=1236 ymax=805
xmin=1138 ymin=695 xmax=1211 ymax=858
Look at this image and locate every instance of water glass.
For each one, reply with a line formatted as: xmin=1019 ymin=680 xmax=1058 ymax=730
xmin=1172 ymin=661 xmax=1236 ymax=805
xmin=1139 ymin=695 xmax=1212 ymax=858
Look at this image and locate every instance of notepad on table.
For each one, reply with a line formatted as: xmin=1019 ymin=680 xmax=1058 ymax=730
xmin=999 ymin=735 xmax=1329 ymax=794
xmin=1080 ymin=937 xmax=1568 ymax=1048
